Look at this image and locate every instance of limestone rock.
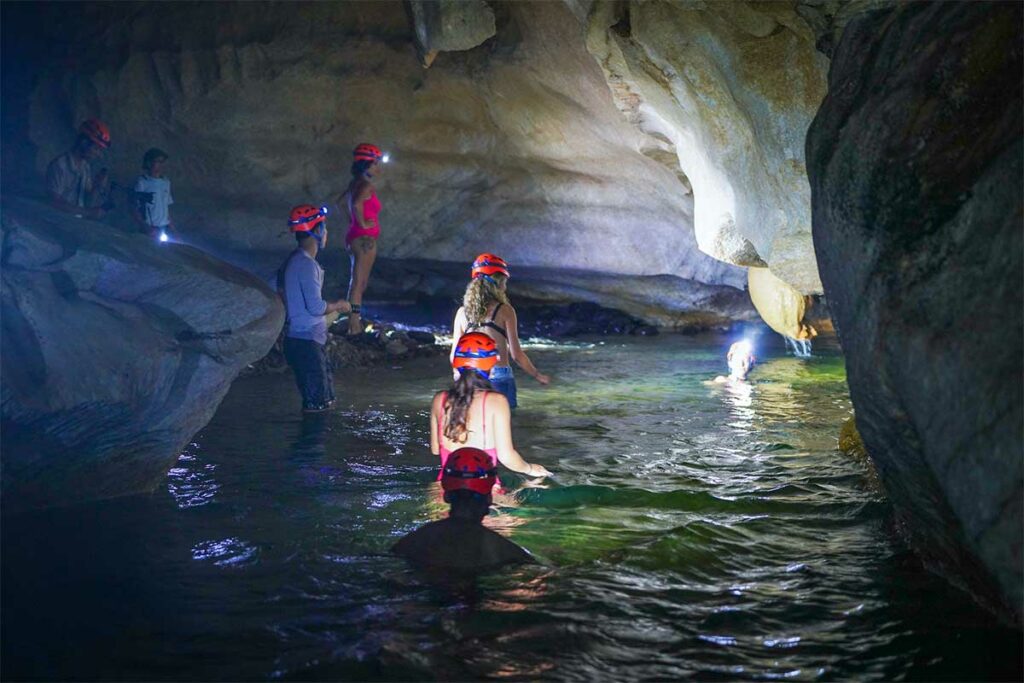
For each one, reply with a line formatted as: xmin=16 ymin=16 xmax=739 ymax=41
xmin=747 ymin=266 xmax=815 ymax=340
xmin=1 ymin=197 xmax=284 ymax=509
xmin=584 ymin=0 xmax=829 ymax=294
xmin=410 ymin=0 xmax=496 ymax=67
xmin=838 ymin=417 xmax=867 ymax=460
xmin=8 ymin=0 xmax=745 ymax=297
xmin=807 ymin=2 xmax=1023 ymax=618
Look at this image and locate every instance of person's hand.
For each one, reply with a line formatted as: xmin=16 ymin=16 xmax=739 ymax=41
xmin=535 ymin=373 xmax=551 ymax=386
xmin=526 ymin=463 xmax=552 ymax=478
xmin=329 ymin=299 xmax=352 ymax=314
xmin=453 ymin=369 xmax=460 ymax=382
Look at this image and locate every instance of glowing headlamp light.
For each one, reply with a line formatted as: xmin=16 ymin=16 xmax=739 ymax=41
xmin=159 ymin=230 xmax=169 ymax=243
xmin=381 ymin=153 xmax=390 ymax=164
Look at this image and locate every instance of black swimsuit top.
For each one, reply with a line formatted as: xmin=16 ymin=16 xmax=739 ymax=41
xmin=469 ymin=303 xmax=507 ymax=339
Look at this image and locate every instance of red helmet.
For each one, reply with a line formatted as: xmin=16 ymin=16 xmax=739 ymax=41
xmin=288 ymin=204 xmax=328 ymax=232
xmin=353 ymin=143 xmax=383 ymax=162
xmin=79 ymin=119 xmax=111 ymax=149
xmin=442 ymin=447 xmax=497 ymax=498
xmin=472 ymin=253 xmax=510 ymax=280
xmin=452 ymin=332 xmax=498 ymax=379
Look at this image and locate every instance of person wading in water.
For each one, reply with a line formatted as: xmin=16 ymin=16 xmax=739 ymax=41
xmin=450 ymin=254 xmax=551 ymax=408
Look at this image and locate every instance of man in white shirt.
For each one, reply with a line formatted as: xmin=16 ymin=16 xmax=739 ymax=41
xmin=45 ymin=119 xmax=111 ymax=219
xmin=133 ymin=148 xmax=174 ymax=240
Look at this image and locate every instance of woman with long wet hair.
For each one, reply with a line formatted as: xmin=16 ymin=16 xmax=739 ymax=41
xmin=450 ymin=254 xmax=550 ymax=408
xmin=431 ymin=332 xmax=552 ymax=478
xmin=340 ymin=143 xmax=385 ymax=335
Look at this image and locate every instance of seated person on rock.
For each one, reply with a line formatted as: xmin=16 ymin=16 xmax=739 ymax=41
xmin=45 ymin=119 xmax=112 ymax=219
xmin=393 ymin=447 xmax=536 ymax=570
xmin=712 ymin=340 xmax=756 ymax=383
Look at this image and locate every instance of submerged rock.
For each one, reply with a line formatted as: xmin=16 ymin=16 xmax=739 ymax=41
xmin=807 ymin=2 xmax=1023 ymax=618
xmin=1 ymin=197 xmax=283 ymax=509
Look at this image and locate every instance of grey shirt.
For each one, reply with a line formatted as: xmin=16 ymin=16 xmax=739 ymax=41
xmin=278 ymin=249 xmax=328 ymax=344
xmin=46 ymin=152 xmax=93 ymax=208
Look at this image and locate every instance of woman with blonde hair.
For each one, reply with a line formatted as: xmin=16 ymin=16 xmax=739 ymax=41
xmin=449 ymin=254 xmax=550 ymax=408
xmin=432 ymin=332 xmax=551 ymax=478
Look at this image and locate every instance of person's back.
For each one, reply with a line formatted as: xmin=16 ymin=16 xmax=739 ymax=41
xmin=392 ymin=517 xmax=535 ymax=570
xmin=393 ymin=449 xmax=536 ymax=571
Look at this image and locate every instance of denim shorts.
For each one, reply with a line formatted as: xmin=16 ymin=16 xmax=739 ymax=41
xmin=488 ymin=366 xmax=518 ymax=409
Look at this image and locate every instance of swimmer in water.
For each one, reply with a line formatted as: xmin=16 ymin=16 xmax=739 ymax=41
xmin=712 ymin=340 xmax=757 ymax=383
xmin=433 ymin=332 xmax=552 ymax=478
xmin=392 ymin=447 xmax=536 ymax=570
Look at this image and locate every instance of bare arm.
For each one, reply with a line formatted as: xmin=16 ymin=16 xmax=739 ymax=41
xmin=504 ymin=306 xmax=550 ymax=385
xmin=490 ymin=393 xmax=551 ymax=477
xmin=430 ymin=393 xmax=442 ymax=456
xmin=450 ymin=308 xmax=467 ymax=364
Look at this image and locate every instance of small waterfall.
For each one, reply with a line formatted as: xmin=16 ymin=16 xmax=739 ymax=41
xmin=785 ymin=336 xmax=813 ymax=358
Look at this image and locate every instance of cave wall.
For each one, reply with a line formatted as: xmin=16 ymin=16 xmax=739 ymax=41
xmin=807 ymin=1 xmax=1023 ymax=617
xmin=583 ymin=0 xmax=830 ymax=295
xmin=6 ymin=0 xmax=745 ymax=292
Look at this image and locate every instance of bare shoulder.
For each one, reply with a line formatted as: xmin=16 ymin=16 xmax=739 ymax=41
xmin=485 ymin=390 xmax=510 ymax=412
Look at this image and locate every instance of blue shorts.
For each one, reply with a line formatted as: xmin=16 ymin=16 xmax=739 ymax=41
xmin=488 ymin=366 xmax=518 ymax=409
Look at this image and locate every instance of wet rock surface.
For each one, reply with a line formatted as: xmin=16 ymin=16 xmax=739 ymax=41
xmin=1 ymin=197 xmax=283 ymax=510
xmin=807 ymin=2 xmax=1023 ymax=618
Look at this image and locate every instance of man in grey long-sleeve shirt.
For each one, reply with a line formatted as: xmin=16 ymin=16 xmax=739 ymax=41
xmin=278 ymin=204 xmax=350 ymax=412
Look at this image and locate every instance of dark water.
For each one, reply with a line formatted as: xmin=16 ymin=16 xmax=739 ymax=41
xmin=3 ymin=334 xmax=1021 ymax=681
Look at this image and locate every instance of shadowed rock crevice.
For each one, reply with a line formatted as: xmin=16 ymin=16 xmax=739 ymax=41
xmin=807 ymin=1 xmax=1023 ymax=619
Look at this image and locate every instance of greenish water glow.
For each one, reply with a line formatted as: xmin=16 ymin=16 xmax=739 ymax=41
xmin=3 ymin=333 xmax=1020 ymax=681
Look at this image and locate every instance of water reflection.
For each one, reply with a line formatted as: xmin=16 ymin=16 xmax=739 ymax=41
xmin=166 ymin=441 xmax=220 ymax=508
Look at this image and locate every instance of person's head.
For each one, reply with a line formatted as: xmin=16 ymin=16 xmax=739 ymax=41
xmin=74 ymin=119 xmax=111 ymax=160
xmin=441 ymin=447 xmax=497 ymax=521
xmin=463 ymin=253 xmax=511 ymax=324
xmin=445 ymin=332 xmax=498 ymax=442
xmin=727 ymin=340 xmax=756 ymax=381
xmin=288 ymin=204 xmax=329 ymax=250
xmin=142 ymin=148 xmax=169 ymax=177
xmin=352 ymin=143 xmax=386 ymax=179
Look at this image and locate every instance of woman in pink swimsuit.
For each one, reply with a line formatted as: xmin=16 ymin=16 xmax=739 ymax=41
xmin=430 ymin=332 xmax=552 ymax=479
xmin=342 ymin=143 xmax=385 ymax=335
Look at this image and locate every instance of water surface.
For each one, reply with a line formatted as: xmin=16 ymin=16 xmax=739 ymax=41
xmin=3 ymin=333 xmax=1020 ymax=680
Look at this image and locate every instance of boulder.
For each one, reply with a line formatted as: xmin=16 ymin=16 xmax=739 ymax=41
xmin=807 ymin=2 xmax=1023 ymax=618
xmin=747 ymin=266 xmax=816 ymax=340
xmin=1 ymin=197 xmax=283 ymax=509
xmin=583 ymin=0 xmax=829 ymax=294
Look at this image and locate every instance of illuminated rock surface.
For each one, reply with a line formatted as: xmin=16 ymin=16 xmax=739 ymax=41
xmin=747 ymin=266 xmax=814 ymax=340
xmin=13 ymin=1 xmax=744 ymax=298
xmin=0 ymin=198 xmax=283 ymax=509
xmin=807 ymin=1 xmax=1023 ymax=618
xmin=583 ymin=0 xmax=829 ymax=294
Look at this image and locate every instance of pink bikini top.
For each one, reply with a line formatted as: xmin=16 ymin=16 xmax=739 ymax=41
xmin=436 ymin=391 xmax=499 ymax=480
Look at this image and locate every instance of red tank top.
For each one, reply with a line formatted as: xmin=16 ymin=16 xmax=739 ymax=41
xmin=347 ymin=190 xmax=381 ymax=244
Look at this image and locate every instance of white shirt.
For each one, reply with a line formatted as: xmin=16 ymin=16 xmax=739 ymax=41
xmin=134 ymin=174 xmax=174 ymax=227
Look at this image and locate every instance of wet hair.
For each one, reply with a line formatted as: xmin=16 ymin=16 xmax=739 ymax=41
xmin=443 ymin=370 xmax=493 ymax=442
xmin=462 ymin=275 xmax=510 ymax=326
xmin=447 ymin=489 xmax=490 ymax=521
xmin=350 ymin=159 xmax=374 ymax=178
